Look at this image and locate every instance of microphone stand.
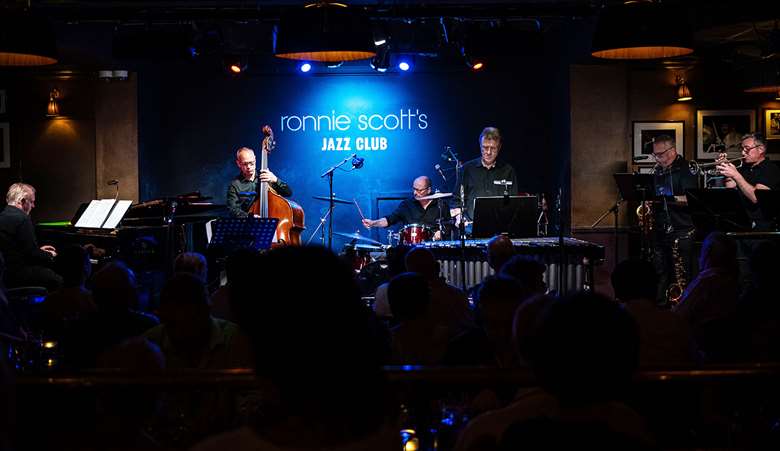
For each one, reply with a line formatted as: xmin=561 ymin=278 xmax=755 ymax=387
xmin=590 ymin=192 xmax=622 ymax=267
xmin=321 ymin=154 xmax=355 ymax=251
xmin=450 ymin=150 xmax=466 ymax=290
xmin=556 ymin=188 xmax=567 ymax=296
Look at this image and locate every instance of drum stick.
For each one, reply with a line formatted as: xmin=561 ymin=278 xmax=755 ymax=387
xmin=353 ymin=199 xmax=366 ymax=220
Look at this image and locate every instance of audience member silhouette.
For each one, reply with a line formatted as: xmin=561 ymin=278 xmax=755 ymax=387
xmin=612 ymin=258 xmax=696 ymax=365
xmin=674 ymin=232 xmax=739 ymax=361
xmin=193 ymin=246 xmax=397 ymax=451
xmin=387 ymin=272 xmax=449 ymax=364
xmin=499 ymin=255 xmax=547 ymax=295
xmin=63 ymin=261 xmax=159 ymax=369
xmin=454 ymin=291 xmax=652 ymax=451
xmin=144 ymin=272 xmax=252 ymax=369
xmin=42 ymin=244 xmax=96 ymax=321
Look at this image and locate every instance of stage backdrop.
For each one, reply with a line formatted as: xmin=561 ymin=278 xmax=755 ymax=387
xmin=139 ymin=61 xmax=572 ymax=246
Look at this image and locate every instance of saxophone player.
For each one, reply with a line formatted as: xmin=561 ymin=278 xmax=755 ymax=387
xmin=650 ymin=135 xmax=699 ymax=305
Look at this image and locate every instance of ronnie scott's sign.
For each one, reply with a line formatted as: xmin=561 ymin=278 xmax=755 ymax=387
xmin=279 ymin=108 xmax=430 ymax=152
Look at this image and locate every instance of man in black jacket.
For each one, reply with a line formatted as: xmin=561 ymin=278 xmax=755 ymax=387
xmin=0 ymin=183 xmax=61 ymax=291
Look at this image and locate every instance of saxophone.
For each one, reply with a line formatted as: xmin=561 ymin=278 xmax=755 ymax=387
xmin=636 ymin=201 xmax=653 ymax=235
xmin=665 ymin=237 xmax=686 ymax=305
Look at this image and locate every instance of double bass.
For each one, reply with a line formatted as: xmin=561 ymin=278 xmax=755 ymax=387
xmin=248 ymin=125 xmax=305 ymax=245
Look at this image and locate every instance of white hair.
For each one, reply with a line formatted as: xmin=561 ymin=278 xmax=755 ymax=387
xmin=6 ymin=183 xmax=35 ymax=205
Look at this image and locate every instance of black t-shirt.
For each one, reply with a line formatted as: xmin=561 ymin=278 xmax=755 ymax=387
xmin=462 ymin=158 xmax=519 ymax=219
xmin=737 ymin=159 xmax=780 ymax=228
xmin=385 ymin=198 xmax=451 ymax=231
xmin=653 ymin=155 xmax=699 ymax=233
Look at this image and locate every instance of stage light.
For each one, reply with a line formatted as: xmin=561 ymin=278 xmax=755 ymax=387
xmin=398 ymin=60 xmax=411 ymax=71
xmin=299 ymin=62 xmax=312 ymax=73
xmin=224 ymin=56 xmax=247 ymax=74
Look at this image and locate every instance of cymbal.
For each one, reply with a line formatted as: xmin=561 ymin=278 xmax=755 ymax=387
xmin=334 ymin=231 xmax=383 ymax=245
xmin=313 ymin=195 xmax=352 ymax=205
xmin=417 ymin=192 xmax=453 ymax=201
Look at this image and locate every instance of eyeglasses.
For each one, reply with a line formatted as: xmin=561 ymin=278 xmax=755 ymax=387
xmin=741 ymin=144 xmax=761 ymax=152
xmin=413 ymin=186 xmax=431 ymax=192
xmin=652 ymin=146 xmax=675 ymax=158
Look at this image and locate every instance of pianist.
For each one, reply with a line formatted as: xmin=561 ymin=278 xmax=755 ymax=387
xmin=0 ymin=183 xmax=62 ymax=291
xmin=227 ymin=147 xmax=293 ymax=217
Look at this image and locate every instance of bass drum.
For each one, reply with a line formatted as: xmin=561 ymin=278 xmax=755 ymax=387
xmin=355 ymin=260 xmax=391 ymax=298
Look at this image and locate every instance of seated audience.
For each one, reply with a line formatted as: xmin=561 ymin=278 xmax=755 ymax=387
xmin=444 ymin=276 xmax=530 ymax=367
xmin=387 ymin=272 xmax=449 ymax=364
xmin=173 ymin=251 xmax=208 ymax=285
xmin=42 ymin=244 xmax=96 ymax=321
xmin=144 ymin=272 xmax=252 ymax=369
xmin=63 ymin=261 xmax=159 ymax=369
xmin=674 ymin=232 xmax=740 ymax=361
xmin=193 ymin=246 xmax=397 ymax=451
xmin=455 ymin=291 xmax=652 ymax=451
xmin=499 ymin=255 xmax=548 ymax=295
xmin=612 ymin=258 xmax=697 ymax=365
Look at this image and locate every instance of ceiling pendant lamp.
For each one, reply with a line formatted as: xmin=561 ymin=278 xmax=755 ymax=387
xmin=0 ymin=11 xmax=58 ymax=66
xmin=591 ymin=2 xmax=694 ymax=60
xmin=274 ymin=2 xmax=376 ymax=63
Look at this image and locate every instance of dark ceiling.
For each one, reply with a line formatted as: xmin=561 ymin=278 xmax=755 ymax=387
xmin=1 ymin=1 xmax=778 ymax=71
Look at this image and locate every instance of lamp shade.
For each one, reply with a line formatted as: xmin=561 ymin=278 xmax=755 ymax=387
xmin=0 ymin=12 xmax=58 ymax=66
xmin=274 ymin=4 xmax=375 ymax=62
xmin=591 ymin=4 xmax=693 ymax=60
xmin=743 ymin=63 xmax=780 ymax=93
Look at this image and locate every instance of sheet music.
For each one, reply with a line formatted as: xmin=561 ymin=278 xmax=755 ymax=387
xmin=74 ymin=199 xmax=116 ymax=228
xmin=102 ymin=200 xmax=132 ymax=229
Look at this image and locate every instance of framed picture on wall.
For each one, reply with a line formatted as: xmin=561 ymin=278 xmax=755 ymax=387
xmin=765 ymin=109 xmax=780 ymax=140
xmin=0 ymin=123 xmax=9 ymax=169
xmin=696 ymin=109 xmax=756 ymax=159
xmin=632 ymin=121 xmax=684 ymax=162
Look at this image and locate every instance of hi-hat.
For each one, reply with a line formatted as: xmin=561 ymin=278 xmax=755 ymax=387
xmin=334 ymin=231 xmax=382 ymax=245
xmin=313 ymin=195 xmax=352 ymax=205
xmin=417 ymin=192 xmax=452 ymax=201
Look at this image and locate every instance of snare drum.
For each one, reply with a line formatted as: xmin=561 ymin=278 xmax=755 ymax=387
xmin=399 ymin=223 xmax=433 ymax=245
xmin=342 ymin=243 xmax=383 ymax=272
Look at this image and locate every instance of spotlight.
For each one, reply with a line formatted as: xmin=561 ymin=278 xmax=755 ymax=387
xmin=398 ymin=60 xmax=411 ymax=71
xmin=224 ymin=56 xmax=247 ymax=74
xmin=299 ymin=62 xmax=312 ymax=73
xmin=461 ymin=45 xmax=486 ymax=71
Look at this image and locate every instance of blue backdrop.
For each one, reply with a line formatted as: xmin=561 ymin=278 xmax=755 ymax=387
xmin=139 ymin=59 xmax=571 ymax=247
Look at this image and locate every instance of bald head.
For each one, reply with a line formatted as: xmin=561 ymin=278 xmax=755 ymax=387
xmin=487 ymin=234 xmax=515 ymax=271
xmin=235 ymin=147 xmax=257 ymax=180
xmin=412 ymin=176 xmax=432 ymax=200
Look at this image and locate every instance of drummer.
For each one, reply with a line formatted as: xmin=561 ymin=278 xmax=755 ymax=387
xmin=362 ymin=176 xmax=451 ymax=240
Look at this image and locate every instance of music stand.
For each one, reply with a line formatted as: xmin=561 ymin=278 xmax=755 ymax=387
xmin=613 ymin=173 xmax=656 ymax=203
xmin=471 ymin=195 xmax=538 ymax=238
xmin=685 ymin=189 xmax=752 ymax=240
xmin=209 ymin=217 xmax=279 ymax=253
xmin=756 ymin=190 xmax=780 ymax=230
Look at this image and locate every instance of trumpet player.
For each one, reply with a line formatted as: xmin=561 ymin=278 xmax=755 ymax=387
xmin=650 ymin=135 xmax=698 ymax=305
xmin=716 ymin=132 xmax=780 ymax=230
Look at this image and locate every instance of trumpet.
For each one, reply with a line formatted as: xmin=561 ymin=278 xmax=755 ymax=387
xmin=688 ymin=157 xmax=744 ymax=176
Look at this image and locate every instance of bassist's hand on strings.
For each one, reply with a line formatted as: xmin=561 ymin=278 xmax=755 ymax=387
xmin=258 ymin=169 xmax=278 ymax=184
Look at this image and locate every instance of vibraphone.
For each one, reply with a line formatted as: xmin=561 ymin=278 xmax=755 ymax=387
xmin=415 ymin=237 xmax=605 ymax=291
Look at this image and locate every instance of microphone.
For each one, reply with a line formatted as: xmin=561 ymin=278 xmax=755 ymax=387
xmin=633 ymin=155 xmax=653 ymax=162
xmin=434 ymin=164 xmax=447 ymax=182
xmin=107 ymin=179 xmax=119 ymax=185
xmin=351 ymin=155 xmax=364 ymax=169
xmin=441 ymin=146 xmax=459 ymax=162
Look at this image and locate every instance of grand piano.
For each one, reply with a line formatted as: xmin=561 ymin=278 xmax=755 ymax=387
xmin=36 ymin=193 xmax=227 ymax=272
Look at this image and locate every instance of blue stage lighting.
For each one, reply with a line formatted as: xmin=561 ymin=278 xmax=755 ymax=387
xmin=398 ymin=60 xmax=410 ymax=71
xmin=300 ymin=62 xmax=312 ymax=73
